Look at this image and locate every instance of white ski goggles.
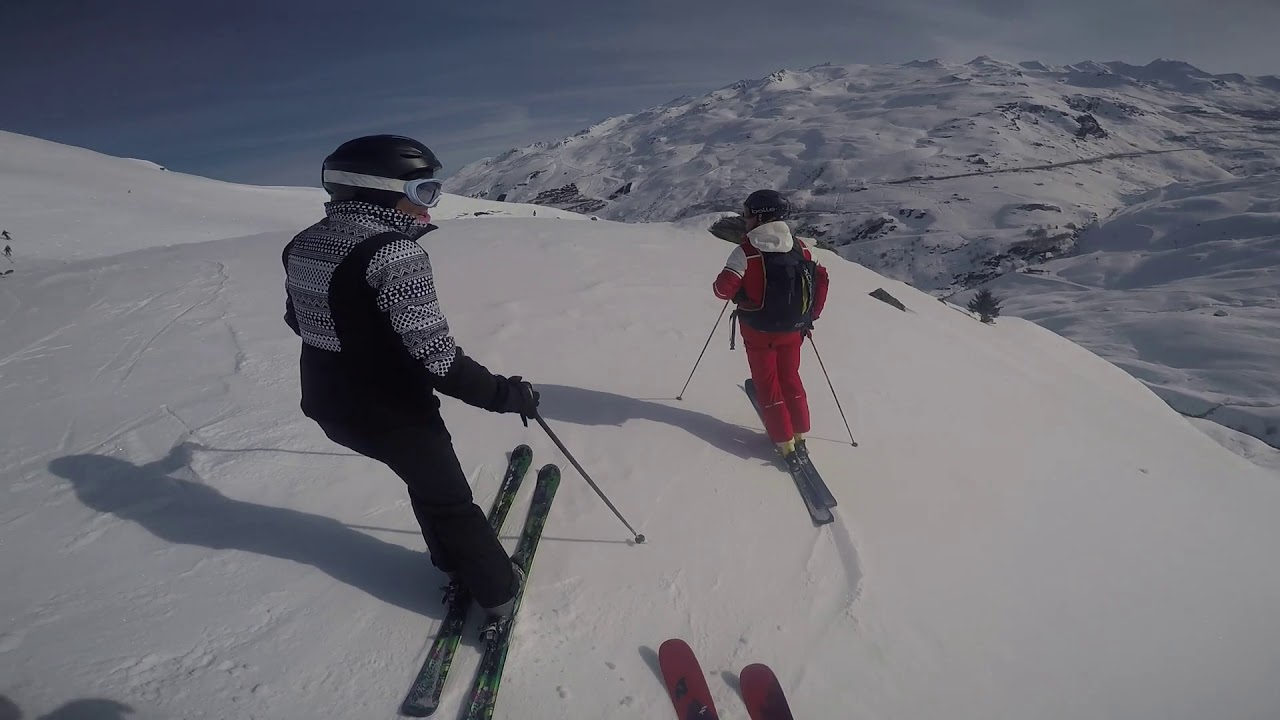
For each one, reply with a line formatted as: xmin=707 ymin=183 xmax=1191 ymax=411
xmin=323 ymin=170 xmax=445 ymax=208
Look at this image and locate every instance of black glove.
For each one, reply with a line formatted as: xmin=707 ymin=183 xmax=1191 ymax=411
xmin=494 ymin=375 xmax=540 ymax=426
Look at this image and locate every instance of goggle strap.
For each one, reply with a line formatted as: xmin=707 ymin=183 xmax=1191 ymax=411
xmin=323 ymin=170 xmax=408 ymax=193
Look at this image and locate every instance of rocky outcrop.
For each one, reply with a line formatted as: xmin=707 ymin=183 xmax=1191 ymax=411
xmin=1075 ymin=113 xmax=1108 ymax=139
xmin=530 ymin=184 xmax=608 ymax=214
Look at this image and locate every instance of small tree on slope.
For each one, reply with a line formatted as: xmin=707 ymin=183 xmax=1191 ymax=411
xmin=968 ymin=288 xmax=1003 ymax=324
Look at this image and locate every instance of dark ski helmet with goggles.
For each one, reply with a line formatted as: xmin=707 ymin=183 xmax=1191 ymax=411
xmin=322 ymin=135 xmax=444 ymax=209
xmin=743 ymin=189 xmax=791 ymax=223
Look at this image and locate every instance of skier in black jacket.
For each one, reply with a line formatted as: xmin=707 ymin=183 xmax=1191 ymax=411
xmin=282 ymin=135 xmax=537 ymax=617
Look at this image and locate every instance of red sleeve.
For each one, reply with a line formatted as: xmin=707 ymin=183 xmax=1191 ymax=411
xmin=713 ymin=268 xmax=742 ymax=301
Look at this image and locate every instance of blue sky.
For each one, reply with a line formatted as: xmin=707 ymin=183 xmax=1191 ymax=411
xmin=4 ymin=0 xmax=1278 ymax=186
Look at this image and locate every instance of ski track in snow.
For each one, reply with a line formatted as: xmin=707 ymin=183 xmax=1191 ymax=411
xmin=0 ymin=324 xmax=77 ymax=370
xmin=825 ymin=517 xmax=865 ymax=604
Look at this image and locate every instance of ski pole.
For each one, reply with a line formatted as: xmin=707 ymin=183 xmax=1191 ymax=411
xmin=677 ymin=299 xmax=731 ymax=400
xmin=534 ymin=414 xmax=646 ymax=544
xmin=807 ymin=335 xmax=858 ymax=447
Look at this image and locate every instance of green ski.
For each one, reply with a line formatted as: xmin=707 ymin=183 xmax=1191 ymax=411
xmin=462 ymin=463 xmax=562 ymax=720
xmin=399 ymin=444 xmax=534 ymax=717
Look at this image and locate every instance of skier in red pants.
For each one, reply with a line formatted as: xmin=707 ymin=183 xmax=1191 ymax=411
xmin=713 ymin=190 xmax=829 ymax=460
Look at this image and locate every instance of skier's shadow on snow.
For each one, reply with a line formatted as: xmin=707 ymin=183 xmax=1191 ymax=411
xmin=36 ymin=699 xmax=133 ymax=720
xmin=535 ymin=384 xmax=761 ymax=460
xmin=48 ymin=443 xmax=444 ymax=618
xmin=0 ymin=694 xmax=135 ymax=720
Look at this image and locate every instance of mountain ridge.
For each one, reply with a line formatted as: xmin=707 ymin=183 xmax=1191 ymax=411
xmin=448 ymin=56 xmax=1280 ymax=292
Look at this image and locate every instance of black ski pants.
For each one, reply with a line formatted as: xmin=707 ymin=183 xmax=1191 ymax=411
xmin=316 ymin=420 xmax=516 ymax=608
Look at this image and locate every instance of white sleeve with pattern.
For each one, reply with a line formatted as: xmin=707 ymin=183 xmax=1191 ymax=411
xmin=366 ymin=238 xmax=457 ymax=378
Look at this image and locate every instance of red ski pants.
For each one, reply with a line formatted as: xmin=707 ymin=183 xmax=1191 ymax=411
xmin=743 ymin=328 xmax=810 ymax=443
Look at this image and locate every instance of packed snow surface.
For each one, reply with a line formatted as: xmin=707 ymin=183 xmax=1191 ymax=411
xmin=3 ymin=133 xmax=1279 ymax=720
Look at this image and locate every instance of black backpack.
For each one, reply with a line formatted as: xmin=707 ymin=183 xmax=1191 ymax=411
xmin=738 ymin=245 xmax=818 ymax=333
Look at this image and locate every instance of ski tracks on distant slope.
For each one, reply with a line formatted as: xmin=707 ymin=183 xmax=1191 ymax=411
xmin=878 ymin=147 xmax=1196 ymax=187
xmin=0 ymin=324 xmax=77 ymax=370
xmin=117 ymin=261 xmax=229 ymax=385
xmin=90 ymin=258 xmax=230 ymax=386
xmin=0 ymin=282 xmax=19 ymax=327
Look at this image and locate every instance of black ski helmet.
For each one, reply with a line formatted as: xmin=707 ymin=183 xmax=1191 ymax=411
xmin=743 ymin=189 xmax=791 ymax=222
xmin=322 ymin=135 xmax=443 ymax=207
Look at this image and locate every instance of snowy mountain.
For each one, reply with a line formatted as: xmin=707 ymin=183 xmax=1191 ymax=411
xmin=447 ymin=58 xmax=1280 ymax=449
xmin=983 ymin=175 xmax=1280 ymax=449
xmin=3 ymin=132 xmax=1280 ymax=719
xmin=448 ymin=58 xmax=1280 ymax=289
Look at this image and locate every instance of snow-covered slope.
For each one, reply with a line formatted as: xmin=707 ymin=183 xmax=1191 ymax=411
xmin=448 ymin=58 xmax=1280 ymax=292
xmin=0 ymin=130 xmax=584 ymax=265
xmin=981 ymin=175 xmax=1280 ymax=448
xmin=446 ymin=58 xmax=1280 ymax=450
xmin=3 ymin=136 xmax=1280 ymax=720
xmin=0 ymin=130 xmax=321 ymax=262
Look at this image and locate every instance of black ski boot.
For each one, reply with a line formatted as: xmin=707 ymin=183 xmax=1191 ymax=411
xmin=478 ymin=561 xmax=524 ymax=640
